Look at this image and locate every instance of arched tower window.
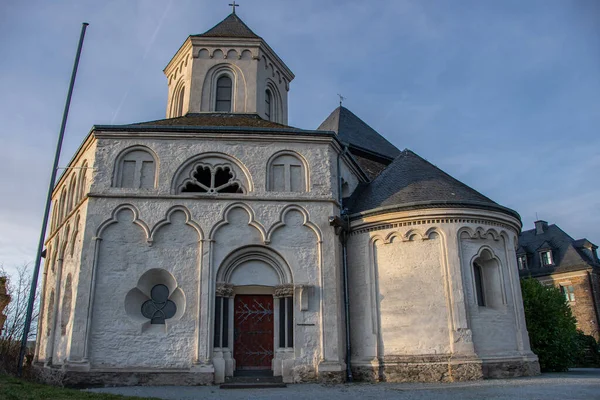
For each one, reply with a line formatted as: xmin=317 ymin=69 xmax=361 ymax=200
xmin=215 ymin=75 xmax=232 ymax=112
xmin=113 ymin=147 xmax=157 ymax=189
xmin=265 ymin=89 xmax=272 ymax=121
xmin=267 ymin=152 xmax=307 ymax=192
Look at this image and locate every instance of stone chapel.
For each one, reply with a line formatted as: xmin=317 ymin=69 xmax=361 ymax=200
xmin=34 ymin=11 xmax=540 ymax=386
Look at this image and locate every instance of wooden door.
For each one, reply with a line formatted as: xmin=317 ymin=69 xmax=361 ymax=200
xmin=233 ymin=295 xmax=274 ymax=370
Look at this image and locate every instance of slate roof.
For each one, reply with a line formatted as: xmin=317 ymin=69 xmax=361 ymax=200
xmin=518 ymin=223 xmax=600 ymax=277
xmin=126 ymin=113 xmax=288 ymax=129
xmin=193 ymin=13 xmax=261 ymax=39
xmin=317 ymin=106 xmax=400 ymax=161
xmin=345 ymin=149 xmax=517 ymax=218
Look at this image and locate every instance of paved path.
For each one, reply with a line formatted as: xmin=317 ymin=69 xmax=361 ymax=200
xmin=89 ymin=368 xmax=600 ymax=400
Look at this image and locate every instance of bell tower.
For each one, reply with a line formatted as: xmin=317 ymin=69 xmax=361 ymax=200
xmin=163 ymin=9 xmax=294 ymax=125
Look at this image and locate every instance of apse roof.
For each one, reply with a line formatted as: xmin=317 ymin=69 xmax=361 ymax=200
xmin=317 ymin=106 xmax=401 ymax=160
xmin=193 ymin=12 xmax=261 ymax=39
xmin=345 ymin=149 xmax=517 ymax=218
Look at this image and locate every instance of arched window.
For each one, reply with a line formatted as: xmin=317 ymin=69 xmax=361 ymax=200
xmin=59 ymin=188 xmax=67 ymax=222
xmin=180 ymin=164 xmax=244 ymax=194
xmin=267 ymin=152 xmax=307 ymax=192
xmin=67 ymin=175 xmax=77 ymax=213
xmin=473 ymin=262 xmax=485 ymax=306
xmin=215 ymin=76 xmax=232 ymax=112
xmin=113 ymin=147 xmax=157 ymax=189
xmin=472 ymin=249 xmax=504 ymax=308
xmin=176 ymin=85 xmax=185 ymax=117
xmin=76 ymin=161 xmax=88 ymax=203
xmin=265 ymin=89 xmax=272 ymax=121
xmin=51 ymin=203 xmax=58 ymax=231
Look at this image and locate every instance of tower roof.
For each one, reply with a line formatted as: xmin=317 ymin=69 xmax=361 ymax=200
xmin=193 ymin=12 xmax=261 ymax=39
xmin=345 ymin=149 xmax=518 ymax=218
xmin=317 ymin=106 xmax=400 ymax=160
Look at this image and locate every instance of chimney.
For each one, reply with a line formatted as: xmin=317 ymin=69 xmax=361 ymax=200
xmin=534 ymin=220 xmax=548 ymax=235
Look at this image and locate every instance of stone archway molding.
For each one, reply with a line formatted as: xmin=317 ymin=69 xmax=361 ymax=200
xmin=216 ymin=245 xmax=293 ymax=285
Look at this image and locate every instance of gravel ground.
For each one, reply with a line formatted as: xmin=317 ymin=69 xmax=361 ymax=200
xmin=89 ymin=368 xmax=600 ymax=400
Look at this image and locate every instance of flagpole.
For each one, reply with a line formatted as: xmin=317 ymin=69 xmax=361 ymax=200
xmin=18 ymin=22 xmax=89 ymax=376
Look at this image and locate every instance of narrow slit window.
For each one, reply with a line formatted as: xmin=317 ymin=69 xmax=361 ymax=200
xmin=278 ymin=296 xmax=293 ymax=348
xmin=265 ymin=89 xmax=272 ymax=120
xmin=474 ymin=262 xmax=485 ymax=307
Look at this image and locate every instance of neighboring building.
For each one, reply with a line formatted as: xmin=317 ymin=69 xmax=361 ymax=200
xmin=518 ymin=220 xmax=600 ymax=340
xmin=0 ymin=276 xmax=9 ymax=334
xmin=34 ymin=10 xmax=538 ymax=386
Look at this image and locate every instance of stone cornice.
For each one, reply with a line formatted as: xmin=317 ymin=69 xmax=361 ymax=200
xmin=92 ymin=125 xmax=334 ymax=139
xmin=349 ymin=206 xmax=521 ymax=236
xmin=87 ymin=193 xmax=340 ymax=206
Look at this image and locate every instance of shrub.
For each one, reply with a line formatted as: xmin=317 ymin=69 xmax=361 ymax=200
xmin=573 ymin=330 xmax=600 ymax=367
xmin=521 ymin=278 xmax=579 ymax=371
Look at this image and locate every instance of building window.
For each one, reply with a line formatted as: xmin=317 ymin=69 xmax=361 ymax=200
xmin=141 ymin=284 xmax=177 ymax=325
xmin=265 ymin=89 xmax=272 ymax=120
xmin=540 ymin=250 xmax=553 ymax=266
xmin=267 ymin=153 xmax=307 ymax=192
xmin=561 ymin=285 xmax=575 ymax=302
xmin=473 ymin=262 xmax=485 ymax=307
xmin=180 ymin=163 xmax=244 ymax=194
xmin=114 ymin=148 xmax=156 ymax=189
xmin=517 ymin=254 xmax=527 ymax=270
xmin=215 ymin=75 xmax=232 ymax=112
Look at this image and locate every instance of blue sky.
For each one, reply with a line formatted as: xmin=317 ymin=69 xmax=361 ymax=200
xmin=1 ymin=0 xmax=599 ymax=277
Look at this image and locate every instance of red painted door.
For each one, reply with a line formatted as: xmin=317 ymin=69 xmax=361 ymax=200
xmin=234 ymin=295 xmax=274 ymax=370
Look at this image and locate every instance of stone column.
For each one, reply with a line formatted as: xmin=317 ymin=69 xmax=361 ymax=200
xmin=443 ymin=227 xmax=476 ymax=357
xmin=274 ymin=284 xmax=294 ymax=382
xmin=213 ymin=283 xmax=233 ymax=383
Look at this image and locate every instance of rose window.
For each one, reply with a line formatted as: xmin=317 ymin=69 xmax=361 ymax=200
xmin=181 ymin=163 xmax=243 ymax=194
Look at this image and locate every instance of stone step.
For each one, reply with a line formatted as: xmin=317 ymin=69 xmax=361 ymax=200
xmin=220 ymin=382 xmax=287 ymax=389
xmin=224 ymin=375 xmax=283 ymax=384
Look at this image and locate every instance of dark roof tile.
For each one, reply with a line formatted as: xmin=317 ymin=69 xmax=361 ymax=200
xmin=345 ymin=149 xmax=510 ymax=216
xmin=126 ymin=113 xmax=288 ymax=129
xmin=518 ymin=224 xmax=599 ymax=277
xmin=318 ymin=106 xmax=400 ymax=160
xmin=193 ymin=13 xmax=261 ymax=39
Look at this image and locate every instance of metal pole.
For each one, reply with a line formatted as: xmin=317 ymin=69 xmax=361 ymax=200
xmin=18 ymin=22 xmax=89 ymax=375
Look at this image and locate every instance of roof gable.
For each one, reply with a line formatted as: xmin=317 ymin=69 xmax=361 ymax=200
xmin=193 ymin=13 xmax=261 ymax=39
xmin=317 ymin=106 xmax=400 ymax=160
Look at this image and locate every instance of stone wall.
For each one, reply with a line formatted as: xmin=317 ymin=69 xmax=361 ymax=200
xmin=347 ymin=207 xmax=539 ymax=382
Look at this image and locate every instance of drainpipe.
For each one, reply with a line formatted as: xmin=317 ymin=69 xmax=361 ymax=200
xmin=335 ymin=145 xmax=353 ymax=382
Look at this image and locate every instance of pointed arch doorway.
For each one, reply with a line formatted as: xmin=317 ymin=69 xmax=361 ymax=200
xmin=213 ymin=246 xmax=294 ymax=377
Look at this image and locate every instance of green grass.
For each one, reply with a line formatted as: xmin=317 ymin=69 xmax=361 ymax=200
xmin=0 ymin=374 xmax=158 ymax=400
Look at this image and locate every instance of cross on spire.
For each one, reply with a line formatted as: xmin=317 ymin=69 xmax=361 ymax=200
xmin=229 ymin=1 xmax=239 ymax=14
xmin=337 ymin=93 xmax=346 ymax=107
